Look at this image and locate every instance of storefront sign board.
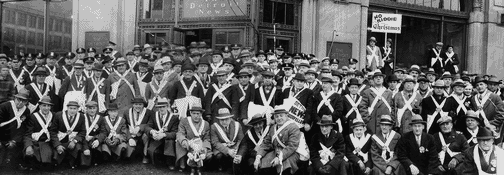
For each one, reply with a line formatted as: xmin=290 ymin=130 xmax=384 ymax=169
xmin=183 ymin=0 xmax=248 ymax=18
xmin=371 ymin=13 xmax=402 ymax=34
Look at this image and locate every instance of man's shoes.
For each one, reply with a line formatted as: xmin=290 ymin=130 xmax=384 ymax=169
xmin=190 ymin=168 xmax=196 ymax=175
xmin=142 ymin=157 xmax=149 ymax=164
xmin=168 ymin=165 xmax=175 ymax=171
xmin=196 ymin=167 xmax=202 ymax=175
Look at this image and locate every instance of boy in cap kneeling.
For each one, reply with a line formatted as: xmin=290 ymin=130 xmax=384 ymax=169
xmin=433 ymin=115 xmax=469 ymax=175
xmin=80 ymin=101 xmax=106 ymax=166
xmin=210 ymin=108 xmax=244 ymax=172
xmin=101 ymin=103 xmax=129 ymax=161
xmin=24 ymin=96 xmax=54 ymax=169
xmin=344 ymin=119 xmax=372 ymax=175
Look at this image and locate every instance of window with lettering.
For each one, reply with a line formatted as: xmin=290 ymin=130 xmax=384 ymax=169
xmin=263 ymin=0 xmax=295 ymax=25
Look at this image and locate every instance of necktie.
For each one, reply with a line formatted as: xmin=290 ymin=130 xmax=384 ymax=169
xmin=69 ymin=115 xmax=74 ymax=124
xmin=416 ymin=136 xmax=421 ymax=146
xmin=135 ymin=112 xmax=139 ymax=123
xmin=353 ymin=95 xmax=356 ymax=101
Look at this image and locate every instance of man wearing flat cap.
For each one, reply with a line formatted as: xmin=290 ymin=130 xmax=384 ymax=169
xmin=107 ymin=57 xmax=141 ymax=113
xmin=59 ymin=60 xmax=88 ymax=111
xmin=428 ymin=42 xmax=444 ymax=75
xmin=359 ymin=72 xmax=395 ymax=134
xmin=0 ymin=89 xmax=31 ymax=170
xmin=210 ymin=108 xmax=244 ymax=172
xmin=25 ymin=66 xmax=59 ymax=113
xmin=432 ymin=115 xmax=469 ymax=175
xmin=176 ymin=106 xmax=211 ymax=174
xmin=169 ymin=63 xmax=205 ymax=118
xmin=50 ymin=101 xmax=86 ymax=168
xmin=371 ymin=115 xmax=404 ymax=175
xmin=469 ymin=76 xmax=504 ymax=144
xmin=123 ymin=97 xmax=153 ymax=163
xmin=308 ymin=115 xmax=346 ymax=175
xmin=397 ymin=114 xmax=441 ymax=175
xmin=421 ymin=80 xmax=449 ymax=135
xmin=394 ymin=76 xmax=422 ymax=134
xmin=442 ymin=79 xmax=470 ymax=131
xmin=453 ymin=127 xmax=503 ymax=174
xmin=23 ymin=96 xmax=55 ymax=168
xmin=255 ymin=107 xmax=301 ymax=175
xmin=80 ymin=101 xmax=106 ymax=166
xmin=203 ymin=67 xmax=239 ymax=122
xmin=344 ymin=118 xmax=372 ymax=175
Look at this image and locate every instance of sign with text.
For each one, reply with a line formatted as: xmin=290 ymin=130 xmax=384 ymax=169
xmin=84 ymin=31 xmax=110 ymax=53
xmin=284 ymin=98 xmax=306 ymax=128
xmin=183 ymin=0 xmax=248 ymax=18
xmin=371 ymin=13 xmax=402 ymax=34
xmin=326 ymin=42 xmax=352 ymax=66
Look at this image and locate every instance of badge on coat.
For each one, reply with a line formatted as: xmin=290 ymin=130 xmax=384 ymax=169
xmin=419 ymin=146 xmax=427 ymax=153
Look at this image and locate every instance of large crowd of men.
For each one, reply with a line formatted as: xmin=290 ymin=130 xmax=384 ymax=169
xmin=0 ymin=39 xmax=503 ymax=175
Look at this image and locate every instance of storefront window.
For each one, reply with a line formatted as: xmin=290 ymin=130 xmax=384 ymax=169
xmin=214 ymin=30 xmax=242 ymax=51
xmin=145 ymin=32 xmax=168 ymax=46
xmin=393 ymin=0 xmax=467 ymax=11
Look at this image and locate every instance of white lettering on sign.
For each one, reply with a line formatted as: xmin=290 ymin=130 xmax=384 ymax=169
xmin=371 ymin=13 xmax=402 ymax=34
xmin=184 ymin=0 xmax=247 ymax=18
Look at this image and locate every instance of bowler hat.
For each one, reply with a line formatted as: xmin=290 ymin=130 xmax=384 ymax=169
xmin=409 ymin=114 xmax=426 ymax=125
xmin=317 ymin=115 xmax=336 ymax=126
xmin=216 ymin=108 xmax=233 ymax=119
xmin=181 ymin=63 xmax=196 ymax=72
xmin=292 ymin=73 xmax=306 ymax=81
xmin=348 ymin=78 xmax=361 ymax=86
xmin=108 ymin=103 xmax=119 ymax=110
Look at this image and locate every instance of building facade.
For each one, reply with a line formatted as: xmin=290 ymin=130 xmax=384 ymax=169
xmin=1 ymin=2 xmax=72 ymax=56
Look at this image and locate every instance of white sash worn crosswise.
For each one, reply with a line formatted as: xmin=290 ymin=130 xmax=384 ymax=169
xmin=451 ymin=94 xmax=468 ymax=114
xmin=397 ymin=92 xmax=418 ymax=127
xmin=427 ymin=96 xmax=447 ymax=132
xmin=180 ymin=78 xmax=197 ymax=97
xmin=32 ymin=112 xmax=52 ymax=142
xmin=349 ymin=134 xmax=371 ymax=163
xmin=10 ymin=69 xmax=25 ymax=92
xmin=58 ymin=113 xmax=80 ymax=141
xmin=317 ymin=91 xmax=335 ymax=113
xmin=110 ymin=70 xmax=135 ymax=100
xmin=367 ymin=46 xmax=381 ymax=67
xmin=0 ymin=101 xmax=27 ymax=128
xmin=368 ymin=87 xmax=391 ymax=114
xmin=467 ymin=128 xmax=479 ymax=144
xmin=105 ymin=116 xmax=122 ymax=138
xmin=475 ymin=92 xmax=492 ymax=127
xmin=289 ymin=87 xmax=305 ymax=99
xmin=344 ymin=95 xmax=363 ymax=120
xmin=194 ymin=74 xmax=209 ymax=95
xmin=444 ymin=52 xmax=454 ymax=66
xmin=85 ymin=115 xmax=101 ymax=136
xmin=372 ymin=131 xmax=396 ymax=163
xmin=473 ymin=146 xmax=501 ymax=175
xmin=188 ymin=118 xmax=205 ymax=138
xmin=271 ymin=120 xmax=295 ymax=148
xmin=28 ymin=83 xmax=50 ymax=113
xmin=213 ymin=121 xmax=239 ymax=147
xmin=155 ymin=112 xmax=174 ymax=133
xmin=89 ymin=77 xmax=107 ymax=112
xmin=62 ymin=66 xmax=73 ymax=77
xmin=259 ymin=86 xmax=276 ymax=107
xmin=431 ymin=48 xmax=443 ymax=67
xmin=319 ymin=143 xmax=335 ymax=165
xmin=211 ymin=83 xmax=232 ymax=108
xmin=238 ymin=85 xmax=247 ymax=102
xmin=438 ymin=132 xmax=461 ymax=163
xmin=247 ymin=126 xmax=270 ymax=147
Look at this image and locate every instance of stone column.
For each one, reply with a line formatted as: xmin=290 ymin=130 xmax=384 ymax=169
xmin=301 ymin=0 xmax=317 ymax=54
xmin=360 ymin=0 xmax=369 ymax=71
xmin=466 ymin=0 xmax=486 ymax=74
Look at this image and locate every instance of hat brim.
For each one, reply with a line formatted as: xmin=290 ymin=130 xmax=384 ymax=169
xmin=216 ymin=114 xmax=233 ymax=119
xmin=477 ymin=136 xmax=494 ymax=140
xmin=379 ymin=121 xmax=394 ymax=125
xmin=293 ymin=77 xmax=306 ymax=81
xmin=247 ymin=117 xmax=266 ymax=126
xmin=317 ymin=121 xmax=336 ymax=126
xmin=13 ymin=94 xmax=28 ymax=100
xmin=432 ymin=85 xmax=447 ymax=88
xmin=409 ymin=121 xmax=427 ymax=125
xmin=39 ymin=101 xmax=54 ymax=105
xmin=351 ymin=123 xmax=366 ymax=128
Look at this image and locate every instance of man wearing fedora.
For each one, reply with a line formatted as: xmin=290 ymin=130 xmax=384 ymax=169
xmin=308 ymin=115 xmax=346 ymax=175
xmin=343 ymin=78 xmax=364 ymax=135
xmin=210 ymin=108 xmax=243 ymax=172
xmin=50 ymin=101 xmax=86 ymax=168
xmin=123 ymin=97 xmax=153 ymax=163
xmin=59 ymin=60 xmax=88 ymax=108
xmin=145 ymin=98 xmax=179 ymax=169
xmin=255 ymin=108 xmax=301 ymax=175
xmin=453 ymin=127 xmax=503 ymax=174
xmin=394 ymin=76 xmax=422 ymax=134
xmin=232 ymin=69 xmax=255 ymax=124
xmin=107 ymin=57 xmax=141 ymax=113
xmin=461 ymin=110 xmax=483 ymax=148
xmin=313 ymin=77 xmax=344 ymax=133
xmin=237 ymin=113 xmax=268 ymax=175
xmin=80 ymin=101 xmax=106 ymax=166
xmin=469 ymin=76 xmax=504 ymax=144
xmin=176 ymin=106 xmax=211 ymax=174
xmin=204 ymin=68 xmax=239 ymax=122
xmin=371 ymin=115 xmax=404 ymax=175
xmin=359 ymin=72 xmax=394 ymax=134
xmin=442 ymin=79 xmax=470 ymax=131
xmin=440 ymin=73 xmax=454 ymax=96
xmin=366 ymin=37 xmax=383 ymax=72
xmin=344 ymin=118 xmax=372 ymax=175
xmin=432 ymin=115 xmax=469 ymax=175
xmin=84 ymin=63 xmax=110 ymax=113
xmin=428 ymin=42 xmax=445 ymax=75
xmin=25 ymin=66 xmax=59 ymax=113
xmin=417 ymin=76 xmax=433 ymax=99
xmin=421 ymin=80 xmax=449 ymax=135
xmin=281 ymin=73 xmax=314 ymax=133
xmin=145 ymin=65 xmax=169 ymax=110
xmin=23 ymin=96 xmax=55 ymax=168
xmin=486 ymin=76 xmax=503 ymax=100
xmin=0 ymin=89 xmax=31 ymax=169
xmin=397 ymin=114 xmax=441 ymax=175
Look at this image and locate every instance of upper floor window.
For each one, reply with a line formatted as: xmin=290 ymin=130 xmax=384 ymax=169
xmin=263 ymin=0 xmax=295 ymax=25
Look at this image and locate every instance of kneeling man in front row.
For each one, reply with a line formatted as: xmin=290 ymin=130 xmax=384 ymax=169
xmin=210 ymin=108 xmax=243 ymax=173
xmin=310 ymin=115 xmax=347 ymax=175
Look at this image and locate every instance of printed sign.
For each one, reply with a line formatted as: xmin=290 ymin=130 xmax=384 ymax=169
xmin=284 ymin=98 xmax=306 ymax=128
xmin=183 ymin=0 xmax=248 ymax=18
xmin=371 ymin=13 xmax=402 ymax=34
